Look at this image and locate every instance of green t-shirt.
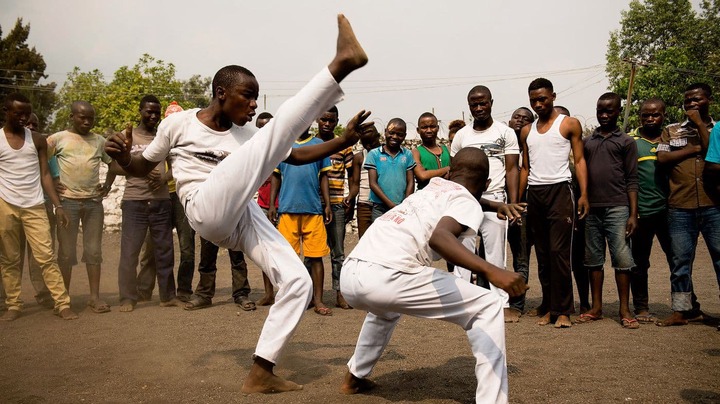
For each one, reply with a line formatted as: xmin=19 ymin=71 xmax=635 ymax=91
xmin=630 ymin=128 xmax=668 ymax=217
xmin=416 ymin=144 xmax=450 ymax=190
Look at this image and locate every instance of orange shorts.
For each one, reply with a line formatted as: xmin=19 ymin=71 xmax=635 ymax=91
xmin=277 ymin=213 xmax=330 ymax=258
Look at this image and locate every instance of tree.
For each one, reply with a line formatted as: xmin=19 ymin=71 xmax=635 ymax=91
xmin=181 ymin=74 xmax=211 ymax=108
xmin=606 ymin=0 xmax=720 ymax=128
xmin=51 ymin=54 xmax=189 ymax=134
xmin=0 ymin=18 xmax=56 ymax=129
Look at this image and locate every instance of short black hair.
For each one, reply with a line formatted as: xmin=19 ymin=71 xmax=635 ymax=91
xmin=598 ymin=92 xmax=622 ymax=108
xmin=554 ymin=105 xmax=570 ymax=116
xmin=387 ymin=117 xmax=406 ymax=130
xmin=417 ymin=112 xmax=436 ymax=125
xmin=140 ymin=95 xmax=161 ymax=109
xmin=211 ymin=65 xmax=255 ymax=98
xmin=641 ymin=97 xmax=666 ymax=111
xmin=70 ymin=100 xmax=94 ymax=114
xmin=514 ymin=107 xmax=535 ymax=118
xmin=448 ymin=119 xmax=466 ymax=132
xmin=468 ymin=85 xmax=492 ymax=99
xmin=327 ymin=105 xmax=338 ymax=115
xmin=257 ymin=111 xmax=273 ymax=120
xmin=4 ymin=92 xmax=31 ymax=109
xmin=528 ymin=78 xmax=553 ymax=92
xmin=685 ymin=82 xmax=712 ymax=98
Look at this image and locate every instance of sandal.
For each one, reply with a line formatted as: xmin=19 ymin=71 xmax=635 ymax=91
xmin=621 ymin=318 xmax=640 ymax=329
xmin=183 ymin=296 xmax=212 ymax=311
xmin=87 ymin=299 xmax=111 ymax=314
xmin=574 ymin=313 xmax=602 ymax=324
xmin=235 ymin=296 xmax=256 ymax=311
xmin=313 ymin=306 xmax=333 ymax=316
xmin=634 ymin=314 xmax=658 ymax=324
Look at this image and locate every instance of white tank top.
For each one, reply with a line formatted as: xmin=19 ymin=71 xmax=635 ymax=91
xmin=0 ymin=128 xmax=45 ymax=208
xmin=527 ymin=114 xmax=572 ymax=185
xmin=358 ymin=148 xmax=371 ymax=203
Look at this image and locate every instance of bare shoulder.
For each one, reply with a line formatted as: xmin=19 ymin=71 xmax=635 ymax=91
xmin=560 ymin=116 xmax=582 ymax=138
xmin=31 ymin=130 xmax=48 ymax=149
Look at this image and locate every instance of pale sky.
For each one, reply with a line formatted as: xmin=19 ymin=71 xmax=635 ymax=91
xmin=4 ymin=0 xmax=640 ymax=138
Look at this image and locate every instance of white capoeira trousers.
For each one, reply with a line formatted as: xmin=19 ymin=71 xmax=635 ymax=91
xmin=455 ymin=192 xmax=510 ymax=308
xmin=184 ymin=67 xmax=343 ymax=364
xmin=342 ymin=258 xmax=508 ymax=404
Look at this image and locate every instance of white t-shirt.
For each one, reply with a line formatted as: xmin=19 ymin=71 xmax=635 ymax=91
xmin=450 ymin=121 xmax=519 ymax=194
xmin=348 ymin=177 xmax=484 ymax=273
xmin=142 ymin=109 xmax=261 ymax=207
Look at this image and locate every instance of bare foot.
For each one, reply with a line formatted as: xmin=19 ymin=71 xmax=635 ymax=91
xmin=656 ymin=311 xmax=688 ymax=327
xmin=336 ymin=292 xmax=352 ymax=310
xmin=119 ymin=300 xmax=135 ymax=313
xmin=504 ymin=308 xmax=521 ymax=323
xmin=537 ymin=312 xmax=551 ymax=326
xmin=57 ymin=308 xmax=79 ymax=320
xmin=256 ymin=294 xmax=275 ymax=306
xmin=159 ymin=298 xmax=182 ymax=307
xmin=1 ymin=310 xmax=20 ymax=321
xmin=241 ymin=358 xmax=303 ymax=394
xmin=554 ymin=315 xmax=572 ymax=328
xmin=328 ymin=14 xmax=368 ymax=83
xmin=340 ymin=370 xmax=377 ymax=395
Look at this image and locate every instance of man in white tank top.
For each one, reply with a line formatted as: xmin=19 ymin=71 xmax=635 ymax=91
xmin=0 ymin=93 xmax=78 ymax=321
xmin=518 ymin=78 xmax=589 ymax=328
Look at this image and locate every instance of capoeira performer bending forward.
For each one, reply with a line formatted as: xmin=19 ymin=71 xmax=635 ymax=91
xmin=340 ymin=148 xmax=527 ymax=404
xmin=105 ymin=14 xmax=370 ymax=395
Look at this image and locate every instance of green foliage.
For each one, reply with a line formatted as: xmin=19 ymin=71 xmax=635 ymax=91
xmin=0 ymin=18 xmax=56 ymax=129
xmin=606 ymin=0 xmax=720 ymax=128
xmin=50 ymin=54 xmax=193 ymax=134
xmin=182 ymin=74 xmax=211 ymax=108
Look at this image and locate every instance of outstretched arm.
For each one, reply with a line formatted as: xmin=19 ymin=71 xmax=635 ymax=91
xmin=429 ymin=216 xmax=527 ymax=297
xmin=285 ymin=110 xmax=371 ymax=165
xmin=105 ymin=127 xmax=161 ymax=177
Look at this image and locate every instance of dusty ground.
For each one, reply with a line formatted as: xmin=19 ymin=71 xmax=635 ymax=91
xmin=1 ymin=232 xmax=719 ymax=404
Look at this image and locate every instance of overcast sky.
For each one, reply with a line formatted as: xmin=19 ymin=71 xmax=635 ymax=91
xmin=5 ymin=0 xmax=642 ymax=138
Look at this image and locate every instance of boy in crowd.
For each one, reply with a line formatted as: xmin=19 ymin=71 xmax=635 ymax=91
xmin=112 ymin=96 xmax=180 ymax=312
xmin=0 ymin=93 xmax=77 ymax=321
xmin=48 ymin=101 xmax=115 ymax=313
xmin=365 ymin=118 xmax=415 ymax=222
xmin=348 ymin=123 xmax=381 ymax=238
xmin=412 ymin=112 xmax=450 ymax=190
xmin=451 ymin=85 xmax=520 ymax=320
xmin=577 ymin=92 xmax=639 ymax=329
xmin=506 ymin=107 xmax=534 ymax=320
xmin=628 ymin=98 xmax=673 ymax=323
xmin=519 ymin=78 xmax=589 ymax=328
xmin=656 ymin=83 xmax=719 ymax=327
xmin=447 ymin=119 xmax=466 ymax=146
xmin=340 ymin=148 xmax=526 ymax=403
xmin=313 ymin=106 xmax=354 ymax=309
xmin=105 ymin=14 xmax=369 ymax=392
xmin=269 ymin=128 xmax=333 ymax=315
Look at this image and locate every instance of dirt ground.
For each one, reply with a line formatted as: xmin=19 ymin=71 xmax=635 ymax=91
xmin=1 ymin=231 xmax=719 ymax=404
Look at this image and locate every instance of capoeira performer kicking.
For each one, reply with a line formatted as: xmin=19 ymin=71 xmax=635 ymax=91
xmin=340 ymin=148 xmax=527 ymax=404
xmin=105 ymin=14 xmax=369 ymax=394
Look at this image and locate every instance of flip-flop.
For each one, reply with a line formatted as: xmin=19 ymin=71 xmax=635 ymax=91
xmin=313 ymin=306 xmax=333 ymax=316
xmin=634 ymin=314 xmax=658 ymax=324
xmin=87 ymin=299 xmax=111 ymax=314
xmin=183 ymin=297 xmax=212 ymax=311
xmin=235 ymin=296 xmax=256 ymax=311
xmin=621 ymin=318 xmax=640 ymax=329
xmin=575 ymin=313 xmax=602 ymax=324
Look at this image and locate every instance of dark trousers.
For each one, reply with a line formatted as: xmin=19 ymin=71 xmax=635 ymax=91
xmin=507 ymin=211 xmax=530 ymax=312
xmin=118 ymin=200 xmax=176 ymax=303
xmin=527 ymin=182 xmax=575 ymax=316
xmin=630 ymin=210 xmax=673 ymax=314
xmin=196 ymin=237 xmax=250 ymax=300
xmin=572 ymin=218 xmax=589 ymax=310
xmin=137 ymin=192 xmax=195 ymax=297
xmin=356 ymin=202 xmax=373 ymax=239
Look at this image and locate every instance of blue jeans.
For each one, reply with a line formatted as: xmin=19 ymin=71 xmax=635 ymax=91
xmin=584 ymin=206 xmax=635 ymax=270
xmin=57 ymin=198 xmax=104 ymax=268
xmin=667 ymin=206 xmax=720 ymax=312
xmin=371 ymin=202 xmax=391 ymax=223
xmin=118 ymin=200 xmax=176 ymax=303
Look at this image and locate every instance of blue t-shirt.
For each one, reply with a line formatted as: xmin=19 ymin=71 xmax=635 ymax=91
xmin=276 ymin=136 xmax=331 ymax=214
xmin=706 ymin=123 xmax=720 ymax=164
xmin=48 ymin=156 xmax=60 ymax=178
xmin=364 ymin=145 xmax=416 ymax=205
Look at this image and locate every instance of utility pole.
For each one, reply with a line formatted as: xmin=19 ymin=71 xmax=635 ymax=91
xmin=622 ymin=61 xmax=637 ymax=132
xmin=263 ymin=94 xmax=267 ymax=111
